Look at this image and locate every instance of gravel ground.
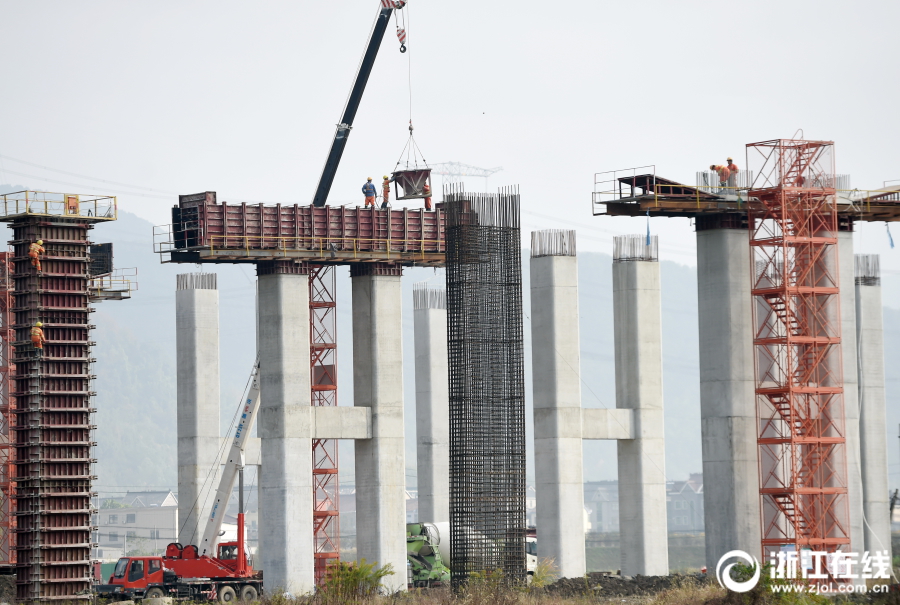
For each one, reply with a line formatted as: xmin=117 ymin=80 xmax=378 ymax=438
xmin=544 ymin=572 xmax=709 ymax=599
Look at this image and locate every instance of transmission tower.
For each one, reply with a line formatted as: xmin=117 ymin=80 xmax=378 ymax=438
xmin=431 ymin=162 xmax=503 ymax=191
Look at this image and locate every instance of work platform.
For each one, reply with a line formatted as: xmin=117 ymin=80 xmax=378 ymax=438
xmin=154 ymin=192 xmax=446 ymax=266
xmin=592 ymin=171 xmax=900 ymax=222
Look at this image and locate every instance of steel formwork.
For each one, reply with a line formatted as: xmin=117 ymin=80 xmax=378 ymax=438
xmin=309 ymin=266 xmax=339 ymax=582
xmin=445 ymin=187 xmax=526 ymax=585
xmin=10 ymin=218 xmax=97 ymax=600
xmin=747 ymin=140 xmax=850 ymax=563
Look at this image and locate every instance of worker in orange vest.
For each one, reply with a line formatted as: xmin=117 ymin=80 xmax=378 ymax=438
xmin=726 ymin=157 xmax=739 ymax=189
xmin=382 ymin=175 xmax=392 ymax=209
xmin=28 ymin=240 xmax=45 ymax=272
xmin=31 ymin=322 xmax=46 ymax=350
xmin=362 ymin=177 xmax=377 ymax=208
xmin=423 ymin=184 xmax=432 ymax=211
xmin=710 ymin=164 xmax=730 ymax=191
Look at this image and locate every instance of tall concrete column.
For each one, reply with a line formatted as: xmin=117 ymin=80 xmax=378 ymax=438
xmin=838 ymin=230 xmax=865 ymax=558
xmin=696 ymin=220 xmax=761 ymax=568
xmin=855 ymin=254 xmax=891 ymax=557
xmin=612 ymin=234 xmax=668 ymax=576
xmin=352 ymin=264 xmax=407 ymax=591
xmin=413 ymin=283 xmax=449 ymax=523
xmin=257 ymin=262 xmax=314 ymax=594
xmin=530 ymin=230 xmax=585 ymax=579
xmin=176 ymin=272 xmax=221 ymax=547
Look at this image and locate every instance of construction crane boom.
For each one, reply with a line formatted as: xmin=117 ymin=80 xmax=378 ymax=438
xmin=198 ymin=361 xmax=261 ymax=556
xmin=312 ymin=2 xmax=405 ymax=207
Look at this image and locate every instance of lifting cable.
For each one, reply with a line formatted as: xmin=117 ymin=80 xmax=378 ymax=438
xmin=392 ymin=1 xmax=430 ymax=174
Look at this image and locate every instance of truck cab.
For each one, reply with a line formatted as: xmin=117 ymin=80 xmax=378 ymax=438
xmin=96 ymin=556 xmax=167 ymax=599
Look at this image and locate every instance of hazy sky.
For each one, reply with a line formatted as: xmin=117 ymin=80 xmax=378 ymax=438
xmin=2 ymin=0 xmax=899 ymax=300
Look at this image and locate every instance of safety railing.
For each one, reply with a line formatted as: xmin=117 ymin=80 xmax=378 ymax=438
xmin=0 ymin=191 xmax=117 ymax=221
xmin=695 ymin=170 xmax=755 ymax=194
xmin=593 ymin=165 xmax=656 ymax=210
xmin=205 ymin=235 xmax=445 ymax=260
xmin=88 ymin=268 xmax=137 ymax=300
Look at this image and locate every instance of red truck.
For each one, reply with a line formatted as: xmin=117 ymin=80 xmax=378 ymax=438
xmin=95 ymin=517 xmax=262 ymax=602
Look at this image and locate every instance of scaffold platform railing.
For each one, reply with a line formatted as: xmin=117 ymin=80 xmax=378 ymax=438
xmin=0 ymin=191 xmax=117 ymax=222
xmin=592 ymin=166 xmax=900 ymax=221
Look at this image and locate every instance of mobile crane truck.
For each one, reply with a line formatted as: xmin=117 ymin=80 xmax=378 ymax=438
xmin=95 ymin=365 xmax=264 ymax=602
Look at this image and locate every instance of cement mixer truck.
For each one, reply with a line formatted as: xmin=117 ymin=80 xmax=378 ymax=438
xmin=412 ymin=522 xmax=537 ymax=582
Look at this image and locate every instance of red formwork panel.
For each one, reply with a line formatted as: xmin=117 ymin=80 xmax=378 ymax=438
xmin=190 ymin=202 xmax=445 ymax=253
xmin=7 ymin=218 xmax=96 ymax=601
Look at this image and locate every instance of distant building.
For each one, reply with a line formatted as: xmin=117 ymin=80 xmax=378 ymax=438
xmin=582 ymin=474 xmax=705 ymax=534
xmin=95 ymin=491 xmax=178 ymax=561
xmin=666 ymin=473 xmax=704 ymax=533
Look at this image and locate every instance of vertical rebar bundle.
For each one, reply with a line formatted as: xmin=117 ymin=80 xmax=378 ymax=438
xmin=747 ymin=139 xmax=850 ymax=565
xmin=0 ymin=253 xmax=14 ymax=568
xmin=854 ymin=254 xmax=880 ymax=286
xmin=530 ymin=229 xmax=576 ymax=258
xmin=613 ymin=234 xmax=658 ymax=262
xmin=309 ymin=266 xmax=340 ymax=582
xmin=445 ymin=186 xmax=526 ymax=585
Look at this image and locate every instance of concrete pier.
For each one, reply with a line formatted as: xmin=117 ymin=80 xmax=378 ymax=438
xmin=838 ymin=231 xmax=865 ymax=558
xmin=413 ymin=283 xmax=449 ymax=523
xmin=855 ymin=254 xmax=891 ymax=557
xmin=530 ymin=230 xmax=586 ymax=579
xmin=175 ymin=272 xmax=221 ymax=547
xmin=612 ymin=234 xmax=668 ymax=576
xmin=257 ymin=263 xmax=314 ymax=593
xmin=352 ymin=264 xmax=407 ymax=591
xmin=695 ymin=221 xmax=761 ymax=568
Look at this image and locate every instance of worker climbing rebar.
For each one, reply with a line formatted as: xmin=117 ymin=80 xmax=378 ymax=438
xmin=29 ymin=239 xmax=44 ymax=273
xmin=362 ymin=177 xmax=377 ymax=208
xmin=31 ymin=321 xmax=46 ymax=351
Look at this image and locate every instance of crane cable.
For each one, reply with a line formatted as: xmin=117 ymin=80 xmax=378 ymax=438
xmin=392 ymin=2 xmax=429 ymax=173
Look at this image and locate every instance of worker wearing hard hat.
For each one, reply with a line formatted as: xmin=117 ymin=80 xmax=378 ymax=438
xmin=423 ymin=183 xmax=432 ymax=211
xmin=710 ymin=164 xmax=730 ymax=192
xmin=726 ymin=157 xmax=739 ymax=189
xmin=362 ymin=177 xmax=378 ymax=208
xmin=31 ymin=322 xmax=46 ymax=350
xmin=382 ymin=175 xmax=392 ymax=210
xmin=28 ymin=239 xmax=45 ymax=273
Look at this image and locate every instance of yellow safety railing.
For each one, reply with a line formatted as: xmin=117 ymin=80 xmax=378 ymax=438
xmin=205 ymin=235 xmax=445 ymax=260
xmin=0 ymin=191 xmax=117 ymax=220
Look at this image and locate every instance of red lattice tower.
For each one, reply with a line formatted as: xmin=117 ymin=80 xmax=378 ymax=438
xmin=747 ymin=139 xmax=850 ymax=562
xmin=310 ymin=266 xmax=340 ymax=582
xmin=0 ymin=251 xmax=14 ymax=567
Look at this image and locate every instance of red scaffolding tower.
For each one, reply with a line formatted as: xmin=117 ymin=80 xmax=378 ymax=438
xmin=747 ymin=139 xmax=850 ymax=563
xmin=309 ymin=266 xmax=339 ymax=581
xmin=0 ymin=251 xmax=15 ymax=568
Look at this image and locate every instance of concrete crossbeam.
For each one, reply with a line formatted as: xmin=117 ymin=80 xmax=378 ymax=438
xmin=580 ymin=409 xmax=634 ymax=440
xmin=257 ymin=271 xmax=314 ymax=594
xmin=855 ymin=255 xmax=891 ymax=558
xmin=696 ymin=227 xmax=761 ymax=568
xmin=530 ymin=252 xmax=586 ymax=579
xmin=352 ymin=268 xmax=407 ymax=591
xmin=612 ymin=255 xmax=668 ymax=577
xmin=413 ymin=287 xmax=449 ymax=523
xmin=176 ymin=274 xmax=221 ymax=547
xmin=243 ymin=407 xmax=373 ymax=463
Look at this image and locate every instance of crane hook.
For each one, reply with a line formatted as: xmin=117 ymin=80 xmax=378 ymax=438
xmin=400 ymin=44 xmax=407 ymax=53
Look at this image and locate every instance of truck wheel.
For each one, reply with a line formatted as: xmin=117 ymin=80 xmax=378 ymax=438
xmin=218 ymin=585 xmax=237 ymax=603
xmin=145 ymin=587 xmax=165 ymax=599
xmin=240 ymin=585 xmax=259 ymax=602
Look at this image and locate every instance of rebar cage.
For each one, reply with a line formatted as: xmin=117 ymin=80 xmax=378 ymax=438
xmin=445 ymin=186 xmax=526 ymax=585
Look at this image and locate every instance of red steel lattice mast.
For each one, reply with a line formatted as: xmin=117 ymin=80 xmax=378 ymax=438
xmin=0 ymin=252 xmax=15 ymax=567
xmin=309 ymin=266 xmax=340 ymax=582
xmin=747 ymin=139 xmax=850 ymax=561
